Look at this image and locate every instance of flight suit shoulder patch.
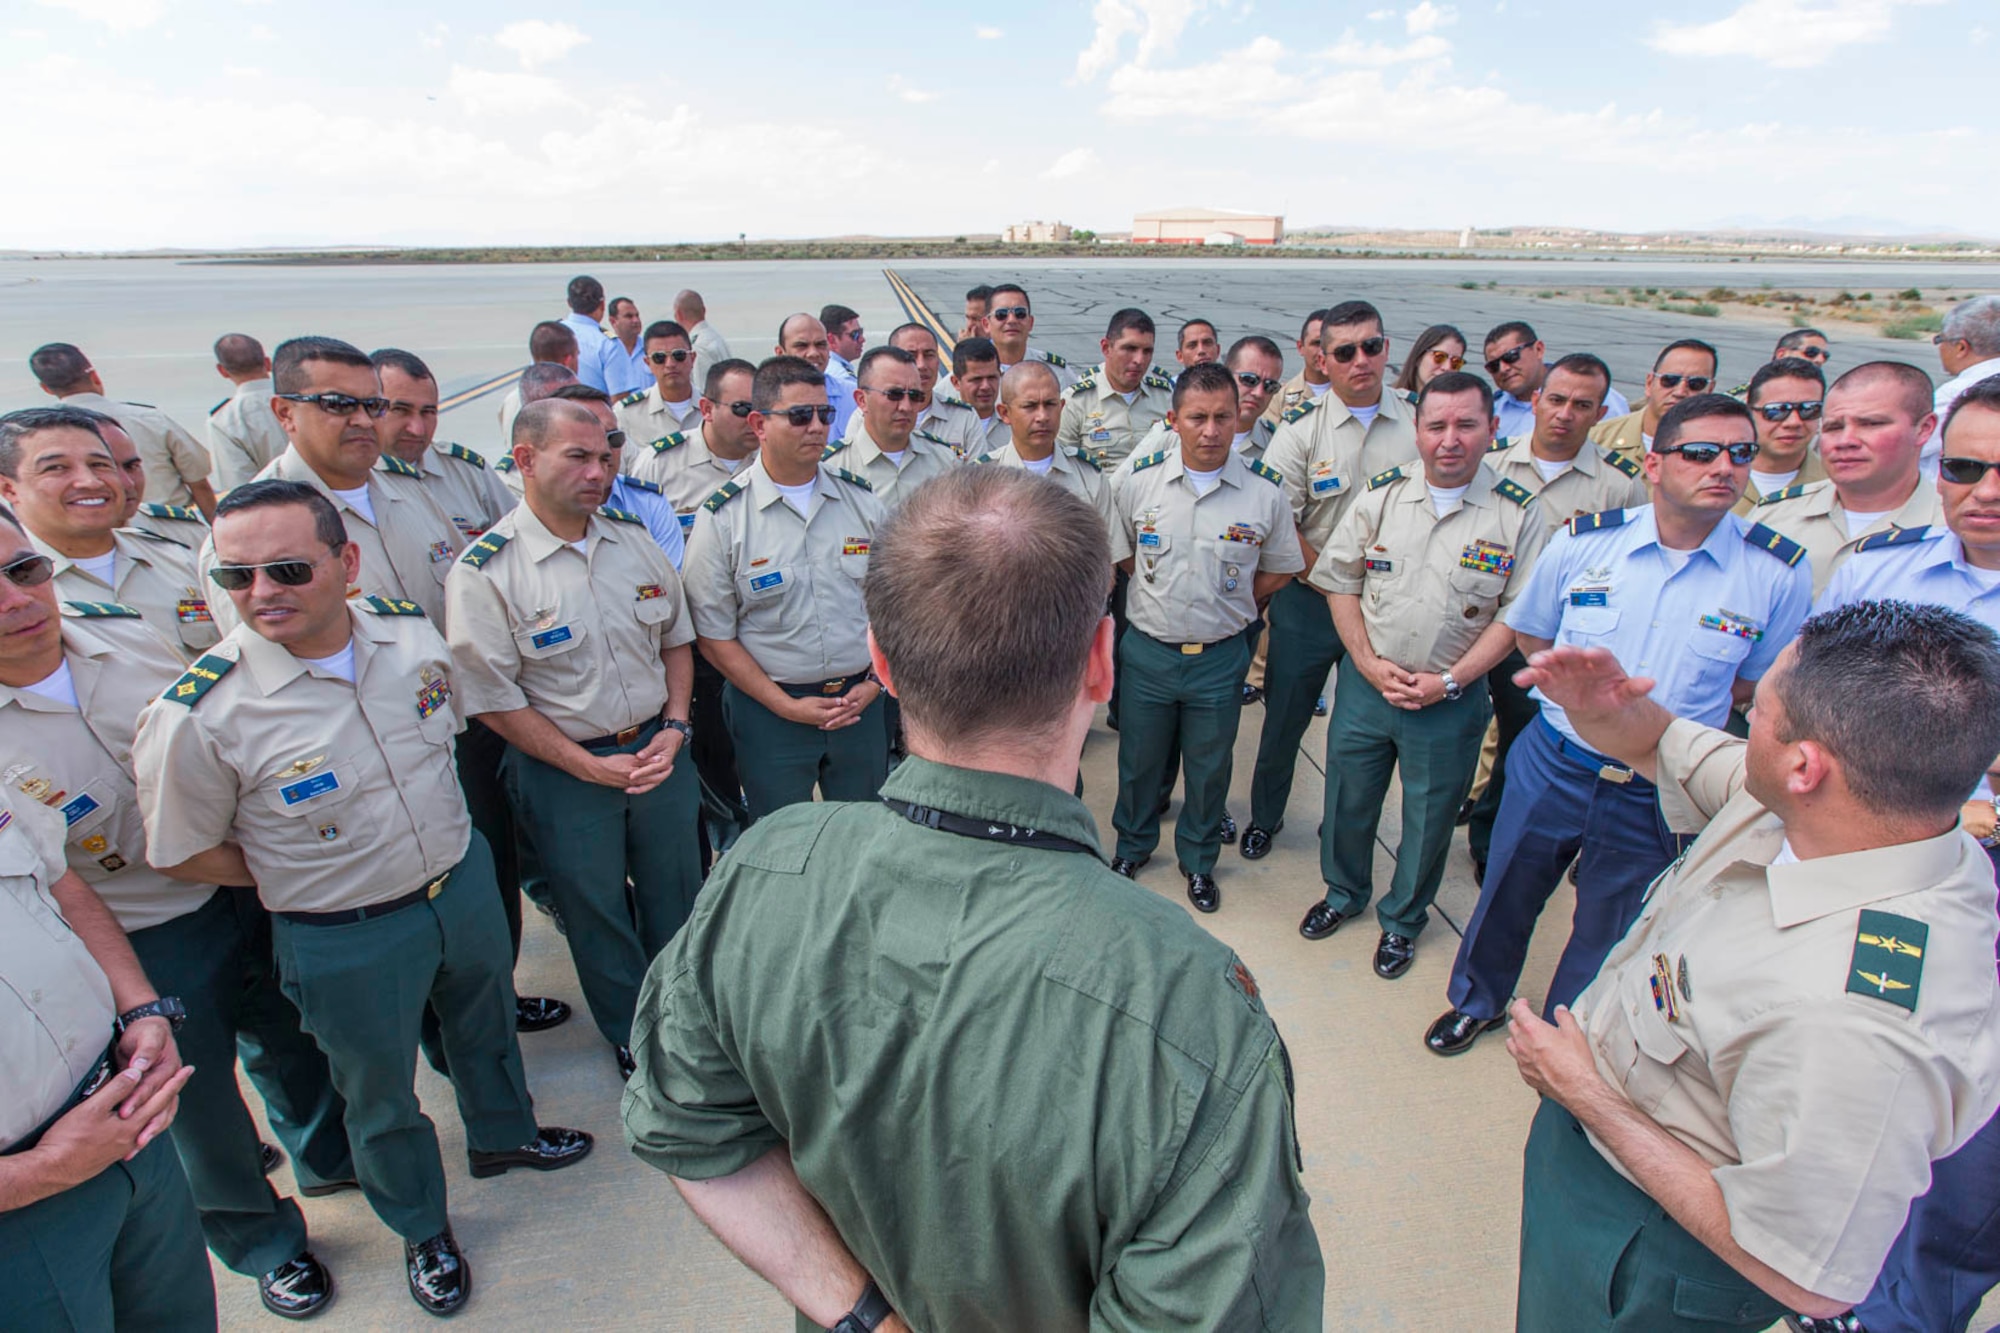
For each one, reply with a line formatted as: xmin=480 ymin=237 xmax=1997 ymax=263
xmin=360 ymin=595 xmax=426 ymax=616
xmin=1847 ymin=909 xmax=1926 ymax=1012
xmin=459 ymin=532 xmax=512 ymax=568
xmin=1743 ymin=521 xmax=1807 ymax=567
xmin=163 ymin=652 xmax=236 ymax=707
xmin=1755 ymin=482 xmax=1810 ymax=506
xmin=1130 ymin=450 xmax=1169 ymax=474
xmin=1567 ymin=508 xmax=1629 ymax=536
xmin=1854 ymin=524 xmax=1932 ymax=554
xmin=1367 ymin=465 xmax=1405 ymax=491
xmin=832 ymin=468 xmax=874 ymax=492
xmin=1282 ymin=400 xmax=1320 ymax=424
xmin=1604 ymin=450 xmax=1644 ymax=479
xmin=139 ymin=502 xmax=201 ymax=521
xmin=598 ymin=506 xmax=644 ymax=526
xmin=1069 ymin=447 xmax=1102 ymax=472
xmin=702 ymin=481 xmax=744 ymax=513
xmin=376 ymin=454 xmax=420 ymax=478
xmin=441 ymin=442 xmax=488 ymax=469
xmin=1248 ymin=458 xmax=1284 ymax=486
xmin=617 ymin=389 xmax=649 ymax=408
xmin=1494 ymin=478 xmax=1535 ymax=506
xmin=60 ymin=600 xmax=143 ymax=619
xmin=209 ymin=397 xmax=230 ymax=416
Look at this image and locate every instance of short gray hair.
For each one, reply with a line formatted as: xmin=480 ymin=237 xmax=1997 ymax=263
xmin=512 ymin=398 xmax=600 ymax=452
xmin=1942 ymin=296 xmax=2000 ymax=358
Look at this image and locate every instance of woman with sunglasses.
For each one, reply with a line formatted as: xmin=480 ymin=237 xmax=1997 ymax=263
xmin=1392 ymin=325 xmax=1468 ymax=401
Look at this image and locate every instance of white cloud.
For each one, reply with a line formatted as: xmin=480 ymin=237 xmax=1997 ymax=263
xmin=1043 ymin=146 xmax=1100 ymax=179
xmin=1366 ymin=7 xmax=1395 ymax=18
xmin=491 ymin=19 xmax=588 ymax=70
xmin=889 ymin=75 xmax=938 ymax=104
xmin=1404 ymin=1 xmax=1456 ymax=33
xmin=447 ymin=66 xmax=580 ymax=117
xmin=1104 ymin=37 xmax=1299 ymax=119
xmin=1320 ymin=31 xmax=1451 ymax=64
xmin=975 ymin=25 xmax=1003 ymax=38
xmin=32 ymin=0 xmax=164 ymax=33
xmin=1075 ymin=0 xmax=1220 ymax=81
xmin=421 ymin=22 xmax=448 ymax=49
xmin=1649 ymin=0 xmax=1942 ymax=69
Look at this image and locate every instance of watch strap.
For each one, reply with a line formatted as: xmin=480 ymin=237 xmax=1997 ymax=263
xmin=662 ymin=718 xmax=694 ymax=741
xmin=116 ymin=998 xmax=182 ymax=1032
xmin=830 ymin=1280 xmax=893 ymax=1333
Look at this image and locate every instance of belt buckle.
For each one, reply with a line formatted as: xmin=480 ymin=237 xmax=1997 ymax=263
xmin=424 ymin=873 xmax=449 ymax=900
xmin=1597 ymin=763 xmax=1634 ymax=785
xmin=1180 ymin=642 xmax=1203 ymax=656
xmin=615 ymin=724 xmax=641 ymax=745
xmin=821 ymin=677 xmax=846 ymax=695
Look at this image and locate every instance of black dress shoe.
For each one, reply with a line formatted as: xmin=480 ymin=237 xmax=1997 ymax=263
xmin=1312 ymin=695 xmax=1328 ymax=717
xmin=612 ymin=1043 xmax=638 ymax=1078
xmin=296 ymin=1177 xmax=359 ymax=1198
xmin=1109 ymin=855 xmax=1148 ymax=879
xmin=1784 ymin=1315 xmax=1867 ymax=1333
xmin=468 ymin=1126 xmax=594 ymax=1179
xmin=260 ymin=1251 xmax=333 ymax=1320
xmin=260 ymin=1141 xmax=283 ymax=1175
xmin=1425 ymin=1008 xmax=1506 ymax=1057
xmin=1219 ymin=813 xmax=1237 ymax=845
xmin=406 ymin=1230 xmax=470 ymax=1317
xmin=1184 ymin=871 xmax=1221 ymax=913
xmin=1239 ymin=821 xmax=1282 ymax=859
xmin=1567 ymin=860 xmax=1580 ymax=886
xmin=1373 ymin=932 xmax=1417 ymax=979
xmin=515 ymin=996 xmax=571 ymax=1033
xmin=1454 ymin=797 xmax=1475 ymax=826
xmin=1299 ymin=900 xmax=1353 ymax=940
xmin=1241 ymin=682 xmax=1264 ymax=705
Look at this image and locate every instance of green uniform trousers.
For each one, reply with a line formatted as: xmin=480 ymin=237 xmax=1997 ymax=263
xmin=270 ymin=832 xmax=536 ymax=1243
xmin=500 ymin=720 xmax=702 ymax=1049
xmin=723 ymin=683 xmax=889 ymax=822
xmin=1114 ymin=629 xmax=1251 ymax=874
xmin=0 ymin=1134 xmax=217 ymax=1332
xmin=128 ymin=886 xmax=352 ymax=1276
xmin=1249 ymin=579 xmax=1346 ymax=831
xmin=1519 ymin=1099 xmax=1784 ymax=1331
xmin=1320 ymin=657 xmax=1491 ymax=938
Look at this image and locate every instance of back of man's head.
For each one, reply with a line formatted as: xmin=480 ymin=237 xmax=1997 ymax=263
xmin=28 ymin=343 xmax=92 ymax=392
xmin=529 ymin=321 xmax=578 ymax=364
xmin=214 ymin=333 xmax=267 ymax=375
xmin=1775 ymin=601 xmax=2000 ymax=825
xmin=566 ymin=275 xmax=604 ymax=316
xmin=520 ymin=362 xmax=581 ymax=404
xmin=673 ymin=289 xmax=706 ymax=323
xmin=865 ymin=467 xmax=1109 ymax=748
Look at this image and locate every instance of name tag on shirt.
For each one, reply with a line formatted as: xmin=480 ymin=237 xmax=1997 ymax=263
xmin=1366 ymin=558 xmax=1394 ymax=573
xmin=531 ymin=625 xmax=574 ymax=649
xmin=1138 ymin=531 xmax=1162 ymax=549
xmin=678 ymin=513 xmax=695 ymax=531
xmin=279 ymin=772 xmax=340 ymax=806
xmin=1311 ymin=475 xmax=1344 ymax=496
xmin=60 ymin=792 xmax=100 ymax=825
xmin=750 ymin=571 xmax=784 ymax=592
xmin=1569 ymin=589 xmax=1609 ymax=606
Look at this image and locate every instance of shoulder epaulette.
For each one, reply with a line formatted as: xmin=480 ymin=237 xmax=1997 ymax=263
xmin=61 ymin=600 xmax=142 ymax=619
xmin=649 ymin=431 xmax=687 ymax=455
xmin=702 ymin=481 xmax=744 ymax=513
xmin=1282 ymin=400 xmax=1319 ymax=425
xmin=1067 ymin=374 xmax=1097 ymax=396
xmin=1847 ymin=909 xmax=1927 ymax=1012
xmin=493 ymin=455 xmax=516 ymax=473
xmin=121 ymin=400 xmax=157 ymax=410
xmin=376 ymin=454 xmax=420 ymax=478
xmin=598 ymin=506 xmax=644 ymax=525
xmin=1248 ymin=458 xmax=1284 ymax=486
xmin=1400 ymin=388 xmax=1419 ymax=407
xmin=1604 ymin=450 xmax=1644 ymax=479
xmin=360 ymin=595 xmax=426 ymax=616
xmin=209 ymin=397 xmax=229 ymax=416
xmin=1131 ymin=450 xmax=1169 ymax=474
xmin=1494 ymin=478 xmax=1534 ymax=506
xmin=832 ymin=468 xmax=873 ymax=492
xmin=1756 ymin=483 xmax=1810 ymax=506
xmin=1743 ymin=521 xmax=1807 ymax=567
xmin=1367 ymin=465 xmax=1405 ymax=491
xmin=622 ymin=475 xmax=663 ymax=495
xmin=162 ymin=652 xmax=236 ymax=707
xmin=1042 ymin=351 xmax=1068 ymax=368
xmin=1853 ymin=524 xmax=1932 ymax=554
xmin=139 ymin=502 xmax=201 ymax=522
xmin=617 ymin=389 xmax=649 ymax=408
xmin=1566 ymin=508 xmax=1629 ymax=536
xmin=440 ymin=442 xmax=487 ymax=469
xmin=125 ymin=527 xmax=189 ymax=548
xmin=914 ymin=429 xmax=950 ymax=450
xmin=973 ymin=452 xmax=995 ymax=465
xmin=1143 ymin=371 xmax=1174 ymax=393
xmin=458 ymin=531 xmax=512 ymax=568
xmin=1068 ymin=447 xmax=1102 ymax=472
xmin=1487 ymin=437 xmax=1513 ymax=453
xmin=820 ymin=441 xmax=847 ymax=461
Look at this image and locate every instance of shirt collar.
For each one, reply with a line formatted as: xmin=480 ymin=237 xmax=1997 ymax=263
xmin=511 ymin=498 xmax=611 ymax=563
xmin=233 ymin=605 xmax=388 ymax=696
xmin=29 ymin=528 xmax=154 ymax=578
xmin=1764 ymin=823 xmax=1971 ymax=928
xmin=1629 ymin=505 xmax=1738 ymax=568
xmin=1162 ymin=448 xmax=1245 ymax=488
xmin=879 ymin=756 xmax=1105 ymax=858
xmin=1947 ymin=358 xmax=2000 ymax=394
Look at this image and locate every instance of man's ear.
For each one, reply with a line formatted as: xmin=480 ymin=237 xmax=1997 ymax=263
xmin=1790 ymin=738 xmax=1837 ymax=799
xmin=1083 ymin=614 xmax=1115 ymax=704
xmin=866 ymin=627 xmax=897 ymax=699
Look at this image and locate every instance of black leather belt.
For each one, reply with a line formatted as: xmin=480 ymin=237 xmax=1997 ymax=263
xmin=277 ymin=870 xmax=451 ymax=926
xmin=1136 ymin=628 xmax=1232 ymax=656
xmin=580 ymin=716 xmax=662 ymax=750
xmin=777 ymin=673 xmax=867 ymax=699
xmin=3 ymin=1039 xmax=115 ymax=1156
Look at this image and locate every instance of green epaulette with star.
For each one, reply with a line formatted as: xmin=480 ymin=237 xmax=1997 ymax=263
xmin=161 ymin=652 xmax=236 ymax=707
xmin=1488 ymin=437 xmax=1514 ymax=454
xmin=1567 ymin=508 xmax=1629 ymax=536
xmin=1248 ymin=458 xmax=1284 ymax=486
xmin=125 ymin=528 xmax=190 ymax=548
xmin=209 ymin=397 xmax=229 ymax=416
xmin=1854 ymin=524 xmax=1933 ymax=554
xmin=1143 ymin=370 xmax=1174 ymax=393
xmin=1756 ymin=483 xmax=1810 ymax=506
xmin=459 ymin=532 xmax=512 ymax=568
xmin=650 ymin=432 xmax=687 ymax=455
xmin=622 ymin=476 xmax=663 ymax=495
xmin=1066 ymin=374 xmax=1097 ymax=397
xmin=1743 ymin=522 xmax=1807 ymax=567
xmin=1495 ymin=478 xmax=1535 ymax=507
xmin=139 ymin=502 xmax=202 ymax=522
xmin=1604 ymin=449 xmax=1644 ymax=479
xmin=1848 ymin=909 xmax=1927 ymax=1012
xmin=915 ymin=429 xmax=951 ymax=450
xmin=1130 ymin=450 xmax=1169 ymax=474
xmin=617 ymin=389 xmax=649 ymax=409
xmin=1069 ymin=447 xmax=1102 ymax=472
xmin=1041 ymin=351 xmax=1068 ymax=369
xmin=493 ymin=455 xmax=517 ymax=474
xmin=1282 ymin=400 xmax=1319 ymax=425
xmin=1367 ymin=466 xmax=1405 ymax=491
xmin=832 ymin=468 xmax=873 ymax=492
xmin=61 ymin=600 xmax=142 ymax=619
xmin=440 ymin=442 xmax=488 ymax=469
xmin=820 ymin=441 xmax=848 ymax=461
xmin=598 ymin=506 xmax=644 ymax=526
xmin=361 ymin=595 xmax=425 ymax=617
xmin=702 ymin=481 xmax=745 ymax=513
xmin=376 ymin=454 xmax=420 ymax=478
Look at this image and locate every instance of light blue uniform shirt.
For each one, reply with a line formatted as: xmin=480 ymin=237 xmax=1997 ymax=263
xmin=561 ymin=312 xmax=613 ymax=393
xmin=1494 ymin=385 xmax=1631 ymax=443
xmin=1505 ymin=504 xmax=1812 ymax=747
xmin=825 ymin=356 xmax=859 ymax=444
xmin=601 ymin=337 xmax=651 ymax=396
xmin=609 ymin=474 xmax=686 ymax=571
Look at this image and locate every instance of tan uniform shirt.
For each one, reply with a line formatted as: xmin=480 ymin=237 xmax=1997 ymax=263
xmin=410 ymin=442 xmax=516 ymax=541
xmin=1 ymin=609 xmax=216 ymax=931
xmin=60 ymin=391 xmax=211 ymax=508
xmin=1121 ymin=419 xmax=1277 ymax=480
xmin=1574 ymin=718 xmax=2000 ymax=1303
xmin=688 ymin=320 xmax=732 ymax=392
xmin=998 ymin=348 xmax=1077 ymax=392
xmin=913 ymin=398 xmax=988 ymax=456
xmin=1751 ymin=478 xmax=1943 ymax=595
xmin=0 ymin=786 xmax=116 ymax=1152
xmin=128 ymin=504 xmax=208 ymax=551
xmin=1309 ymin=462 xmax=1547 ymax=672
xmin=1056 ymin=368 xmax=1176 ymax=469
xmin=35 ymin=527 xmax=218 ymax=661
xmin=205 ymin=448 xmax=466 ymax=630
xmin=1261 ymin=372 xmax=1330 ymax=427
xmin=1110 ymin=449 xmax=1304 ymax=642
xmin=1485 ymin=436 xmax=1651 ymax=538
xmin=1587 ymin=409 xmax=1650 ymax=464
xmin=134 ymin=602 xmax=471 ymax=914
xmin=974 ymin=444 xmax=1113 ymax=528
xmin=682 ymin=460 xmax=885 ymax=684
xmin=206 ymin=380 xmax=287 ymax=493
xmin=623 ymin=425 xmax=754 ymax=538
xmin=939 ymin=391 xmax=1012 ymax=453
xmin=821 ymin=429 xmax=958 ymax=509
xmin=1260 ymin=389 xmax=1420 ymax=557
xmin=616 ymin=386 xmax=705 ymax=475
xmin=446 ymin=504 xmax=693 ymax=741
xmin=498 ymin=386 xmax=523 ymax=453
xmin=1735 ymin=450 xmax=1830 ymax=516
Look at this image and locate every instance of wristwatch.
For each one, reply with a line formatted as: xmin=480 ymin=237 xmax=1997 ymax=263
xmin=115 ymin=997 xmax=187 ymax=1034
xmin=661 ymin=718 xmax=694 ymax=742
xmin=1983 ymin=796 xmax=2000 ymax=849
xmin=829 ymin=1280 xmax=894 ymax=1333
xmin=1440 ymin=670 xmax=1464 ymax=702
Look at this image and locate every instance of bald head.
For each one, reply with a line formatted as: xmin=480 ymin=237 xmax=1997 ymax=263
xmin=674 ymin=290 xmax=707 ymax=324
xmin=214 ymin=333 xmax=268 ymax=377
xmin=520 ymin=363 xmax=580 ymax=405
xmin=777 ymin=313 xmax=831 ymax=372
xmin=512 ymin=398 xmax=601 ymax=453
xmin=1000 ymin=360 xmax=1060 ymax=406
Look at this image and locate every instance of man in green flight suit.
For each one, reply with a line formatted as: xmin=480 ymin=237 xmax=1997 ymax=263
xmin=622 ymin=465 xmax=1325 ymax=1332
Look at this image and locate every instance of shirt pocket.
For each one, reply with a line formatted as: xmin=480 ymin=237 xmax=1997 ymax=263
xmin=59 ymin=786 xmax=125 ymax=875
xmin=0 ymin=822 xmax=79 ymax=942
xmin=839 ymin=553 xmax=869 ymax=581
xmin=1688 ymin=619 xmax=1755 ymax=687
xmin=256 ymin=760 xmax=370 ymax=851
xmin=1563 ymin=606 xmax=1620 ymax=643
xmin=1214 ymin=539 xmax=1259 ymax=593
xmin=1448 ymin=568 xmax=1505 ymax=624
xmin=1616 ymin=967 xmax=1688 ymax=1114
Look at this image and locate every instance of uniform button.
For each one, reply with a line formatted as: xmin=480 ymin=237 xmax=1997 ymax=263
xmin=1463 ymin=606 xmax=1478 ymax=618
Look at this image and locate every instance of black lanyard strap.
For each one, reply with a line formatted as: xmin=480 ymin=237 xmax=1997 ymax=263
xmin=884 ymin=799 xmax=1101 ymax=859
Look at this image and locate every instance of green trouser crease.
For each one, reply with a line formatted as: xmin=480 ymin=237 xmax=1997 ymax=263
xmin=1320 ymin=658 xmax=1490 ymax=938
xmin=127 ymin=886 xmax=351 ymax=1276
xmin=0 ymin=1134 xmax=217 ymax=1332
xmin=723 ymin=683 xmax=889 ymax=822
xmin=1518 ymin=1099 xmax=1784 ymax=1331
xmin=269 ymin=832 xmax=536 ymax=1243
xmin=500 ymin=723 xmax=703 ymax=1048
xmin=1113 ymin=630 xmax=1250 ymax=875
xmin=1249 ymin=579 xmax=1345 ymax=830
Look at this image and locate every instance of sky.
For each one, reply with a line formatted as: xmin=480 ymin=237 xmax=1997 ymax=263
xmin=3 ymin=0 xmax=1989 ymax=249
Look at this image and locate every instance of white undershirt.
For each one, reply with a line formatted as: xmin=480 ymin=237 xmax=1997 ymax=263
xmin=1770 ymin=838 xmax=1799 ymax=867
xmin=666 ymin=397 xmax=696 ymax=418
xmin=1660 ymin=545 xmax=1696 ymax=573
xmin=879 ymin=448 xmax=908 ymax=469
xmin=328 ymin=482 xmax=376 ymax=525
xmin=1753 ymin=468 xmax=1800 ymax=494
xmin=1843 ymin=507 xmax=1894 ymax=539
xmin=1348 ymin=402 xmax=1380 ymax=427
xmin=1641 ymin=433 xmax=1655 ymax=452
xmin=567 ymin=539 xmax=588 ymax=556
xmin=1117 ymin=389 xmax=1138 ymax=405
xmin=1183 ymin=464 xmax=1224 ymax=497
xmin=716 ymin=455 xmax=743 ymax=473
xmin=1427 ymin=483 xmax=1471 ymax=517
xmin=299 ymin=641 xmax=356 ymax=683
xmin=70 ymin=550 xmax=117 ymax=585
xmin=772 ymin=477 xmax=816 ymax=516
xmin=20 ymin=659 xmax=79 ymax=708
xmin=1530 ymin=456 xmax=1573 ymax=483
xmin=1021 ymin=454 xmax=1055 ymax=476
xmin=1307 ymin=381 xmax=1332 ymax=398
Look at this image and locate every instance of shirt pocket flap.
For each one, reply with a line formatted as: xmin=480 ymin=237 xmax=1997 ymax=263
xmin=258 ymin=762 xmax=358 ymax=818
xmin=1567 ymin=607 xmax=1620 ymax=637
xmin=632 ymin=595 xmax=679 ymax=627
xmin=1689 ymin=622 xmax=1755 ymax=664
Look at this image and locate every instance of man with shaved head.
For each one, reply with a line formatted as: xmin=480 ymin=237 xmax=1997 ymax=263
xmin=977 ymin=360 xmax=1112 ymax=526
xmin=776 ymin=312 xmax=855 ymax=442
xmin=674 ymin=289 xmax=732 ymax=390
xmin=207 ymin=333 xmax=287 ymax=492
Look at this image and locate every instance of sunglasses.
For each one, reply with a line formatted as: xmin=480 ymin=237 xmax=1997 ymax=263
xmin=606 ymin=429 xmax=627 ymax=449
xmin=1939 ymin=457 xmax=2000 ymax=486
xmin=1483 ymin=346 xmax=1528 ymax=374
xmin=1655 ymin=374 xmax=1713 ymax=392
xmin=1328 ymin=336 xmax=1387 ymax=364
xmin=1 ymin=552 xmax=55 ymax=589
xmin=864 ymin=387 xmax=923 ymax=403
xmin=1235 ymin=371 xmax=1282 ymax=394
xmin=208 ymin=554 xmax=331 ymax=591
xmin=648 ymin=349 xmax=696 ymax=365
xmin=762 ymin=404 xmax=839 ymax=427
xmin=1754 ymin=400 xmax=1823 ymax=423
xmin=988 ymin=306 xmax=1031 ymax=321
xmin=706 ymin=399 xmax=755 ymax=418
xmin=276 ymin=392 xmax=390 ymax=419
xmin=1430 ymin=349 xmax=1468 ymax=370
xmin=1658 ymin=440 xmax=1758 ymax=466
xmin=1794 ymin=346 xmax=1830 ymax=361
